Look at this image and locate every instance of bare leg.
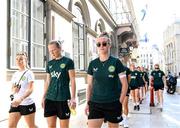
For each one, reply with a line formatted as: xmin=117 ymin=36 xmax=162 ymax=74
xmin=59 ymin=119 xmax=69 ymax=128
xmin=108 ymin=122 xmax=119 ymax=128
xmin=46 ymin=116 xmax=57 ymax=128
xmin=8 ymin=112 xmax=21 ymax=128
xmin=88 ymin=118 xmax=104 ymax=128
xmin=24 ymin=112 xmax=36 ymax=128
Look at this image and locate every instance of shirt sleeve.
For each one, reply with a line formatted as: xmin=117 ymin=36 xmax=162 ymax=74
xmin=27 ymin=70 xmax=35 ymax=83
xmin=116 ymin=59 xmax=126 ymax=74
xmin=67 ymin=58 xmax=75 ymax=70
xmin=161 ymin=71 xmax=165 ymax=76
xmin=46 ymin=62 xmax=50 ymax=73
xmin=87 ymin=61 xmax=93 ymax=75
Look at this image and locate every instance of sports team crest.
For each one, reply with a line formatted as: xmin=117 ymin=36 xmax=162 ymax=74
xmin=60 ymin=63 xmax=66 ymax=69
xmin=108 ymin=65 xmax=115 ymax=72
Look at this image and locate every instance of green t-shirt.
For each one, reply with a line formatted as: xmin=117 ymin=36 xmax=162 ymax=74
xmin=138 ymin=71 xmax=145 ymax=85
xmin=151 ymin=70 xmax=165 ymax=86
xmin=129 ymin=70 xmax=140 ymax=87
xmin=46 ymin=56 xmax=74 ymax=101
xmin=87 ymin=56 xmax=125 ymax=103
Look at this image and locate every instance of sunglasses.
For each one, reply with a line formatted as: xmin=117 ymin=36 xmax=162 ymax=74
xmin=96 ymin=42 xmax=108 ymax=47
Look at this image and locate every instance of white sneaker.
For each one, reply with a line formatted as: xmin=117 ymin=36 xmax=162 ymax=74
xmin=119 ymin=120 xmax=124 ymax=126
xmin=123 ymin=118 xmax=129 ymax=128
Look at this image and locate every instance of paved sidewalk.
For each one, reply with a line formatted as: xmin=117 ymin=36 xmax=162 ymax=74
xmin=1 ymin=80 xmax=180 ymax=127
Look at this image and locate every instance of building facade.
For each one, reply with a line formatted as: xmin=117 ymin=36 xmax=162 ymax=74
xmin=0 ymin=0 xmax=139 ymax=107
xmin=138 ymin=43 xmax=164 ymax=71
xmin=163 ymin=21 xmax=180 ymax=76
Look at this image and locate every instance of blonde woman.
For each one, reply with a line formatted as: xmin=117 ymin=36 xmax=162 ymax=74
xmin=85 ymin=32 xmax=128 ymax=128
xmin=8 ymin=52 xmax=36 ymax=128
xmin=42 ymin=40 xmax=76 ymax=128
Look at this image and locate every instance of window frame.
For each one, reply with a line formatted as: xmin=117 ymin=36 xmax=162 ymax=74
xmin=72 ymin=22 xmax=85 ymax=71
xmin=8 ymin=0 xmax=46 ymax=70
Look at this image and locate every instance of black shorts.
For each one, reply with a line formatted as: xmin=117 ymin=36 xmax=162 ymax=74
xmin=130 ymin=86 xmax=139 ymax=90
xmin=44 ymin=99 xmax=70 ymax=119
xmin=154 ymin=84 xmax=164 ymax=91
xmin=88 ymin=101 xmax=123 ymax=123
xmin=9 ymin=103 xmax=36 ymax=115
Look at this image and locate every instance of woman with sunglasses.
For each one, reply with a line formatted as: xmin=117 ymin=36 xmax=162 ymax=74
xmin=150 ymin=64 xmax=166 ymax=111
xmin=8 ymin=52 xmax=36 ymax=128
xmin=85 ymin=32 xmax=128 ymax=128
xmin=42 ymin=40 xmax=76 ymax=128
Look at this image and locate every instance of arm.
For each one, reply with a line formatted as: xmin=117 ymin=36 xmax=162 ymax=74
xmin=11 ymin=84 xmax=19 ymax=94
xmin=119 ymin=73 xmax=128 ymax=103
xmin=20 ymin=81 xmax=34 ymax=100
xmin=11 ymin=81 xmax=34 ymax=107
xmin=162 ymin=75 xmax=167 ymax=87
xmin=41 ymin=73 xmax=51 ymax=108
xmin=127 ymin=74 xmax=131 ymax=84
xmin=69 ymin=69 xmax=76 ymax=109
xmin=86 ymin=75 xmax=93 ymax=103
xmin=85 ymin=74 xmax=93 ymax=115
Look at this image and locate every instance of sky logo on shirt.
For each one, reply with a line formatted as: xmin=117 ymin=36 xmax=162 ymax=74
xmin=51 ymin=71 xmax=61 ymax=78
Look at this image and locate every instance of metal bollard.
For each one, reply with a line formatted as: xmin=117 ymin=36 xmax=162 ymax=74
xmin=150 ymin=79 xmax=155 ymax=106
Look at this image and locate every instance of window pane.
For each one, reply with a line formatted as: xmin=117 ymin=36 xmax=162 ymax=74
xmin=11 ymin=39 xmax=28 ymax=67
xmin=12 ymin=0 xmax=29 ymax=14
xmin=32 ymin=44 xmax=45 ymax=68
xmin=79 ymin=24 xmax=84 ymax=39
xmin=73 ymin=23 xmax=78 ymax=38
xmin=11 ymin=11 xmax=29 ymax=40
xmin=32 ymin=20 xmax=44 ymax=44
xmin=80 ymin=55 xmax=84 ymax=70
xmin=32 ymin=0 xmax=44 ymax=21
xmin=74 ymin=55 xmax=79 ymax=70
xmin=79 ymin=40 xmax=84 ymax=54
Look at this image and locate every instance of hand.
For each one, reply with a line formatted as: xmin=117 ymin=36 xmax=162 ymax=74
xmin=41 ymin=97 xmax=45 ymax=109
xmin=11 ymin=98 xmax=22 ymax=107
xmin=12 ymin=86 xmax=20 ymax=93
xmin=85 ymin=104 xmax=89 ymax=116
xmin=69 ymin=98 xmax=76 ymax=110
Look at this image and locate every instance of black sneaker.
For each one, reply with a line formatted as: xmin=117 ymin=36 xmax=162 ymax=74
xmin=134 ymin=105 xmax=137 ymax=110
xmin=137 ymin=105 xmax=140 ymax=111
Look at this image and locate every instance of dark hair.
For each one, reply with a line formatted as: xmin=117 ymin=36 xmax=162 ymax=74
xmin=48 ymin=40 xmax=63 ymax=48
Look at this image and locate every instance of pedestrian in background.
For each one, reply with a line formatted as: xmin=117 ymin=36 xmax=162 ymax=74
xmin=85 ymin=32 xmax=128 ymax=128
xmin=8 ymin=52 xmax=36 ymax=128
xmin=119 ymin=66 xmax=131 ymax=128
xmin=150 ymin=64 xmax=166 ymax=111
xmin=137 ymin=66 xmax=146 ymax=104
xmin=41 ymin=40 xmax=76 ymax=128
xmin=129 ymin=64 xmax=140 ymax=111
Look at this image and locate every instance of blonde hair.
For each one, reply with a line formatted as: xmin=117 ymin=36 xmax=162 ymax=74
xmin=16 ymin=52 xmax=29 ymax=68
xmin=48 ymin=40 xmax=63 ymax=48
xmin=98 ymin=32 xmax=111 ymax=44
